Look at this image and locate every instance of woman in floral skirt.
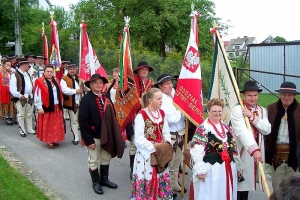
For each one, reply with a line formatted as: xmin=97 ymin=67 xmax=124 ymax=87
xmin=131 ymin=88 xmax=173 ymax=200
xmin=0 ymin=59 xmax=16 ymax=124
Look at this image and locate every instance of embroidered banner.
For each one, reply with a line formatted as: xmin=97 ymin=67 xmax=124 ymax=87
xmin=114 ymin=17 xmax=140 ymax=131
xmin=208 ymin=29 xmax=239 ymax=124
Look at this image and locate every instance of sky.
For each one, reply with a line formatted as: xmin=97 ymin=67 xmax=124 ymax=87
xmin=50 ymin=0 xmax=300 ymax=43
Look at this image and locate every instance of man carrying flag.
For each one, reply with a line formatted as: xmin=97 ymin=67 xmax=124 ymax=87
xmin=231 ymin=81 xmax=271 ymax=200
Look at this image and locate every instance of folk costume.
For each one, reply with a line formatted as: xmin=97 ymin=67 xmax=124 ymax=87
xmin=34 ymin=75 xmax=65 ymax=145
xmin=266 ymin=82 xmax=300 ymax=189
xmin=155 ymin=74 xmax=186 ymax=193
xmin=129 ymin=61 xmax=154 ymax=178
xmin=0 ymin=65 xmax=16 ymax=122
xmin=190 ymin=119 xmax=240 ymax=200
xmin=60 ymin=63 xmax=82 ymax=145
xmin=10 ymin=58 xmax=35 ymax=136
xmin=131 ymin=108 xmax=173 ymax=200
xmin=230 ymin=81 xmax=271 ymax=200
xmin=79 ymin=74 xmax=125 ymax=195
xmin=28 ymin=54 xmax=46 ymax=83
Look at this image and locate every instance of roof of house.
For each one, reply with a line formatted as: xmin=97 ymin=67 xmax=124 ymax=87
xmin=226 ymin=36 xmax=256 ymax=52
xmin=260 ymin=35 xmax=277 ymax=44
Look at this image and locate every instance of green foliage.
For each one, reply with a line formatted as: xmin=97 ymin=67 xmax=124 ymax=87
xmin=71 ymin=0 xmax=227 ymax=58
xmin=273 ymin=36 xmax=287 ymax=43
xmin=0 ymin=155 xmax=50 ymax=200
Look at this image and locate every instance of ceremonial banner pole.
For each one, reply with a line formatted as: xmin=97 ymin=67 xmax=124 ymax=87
xmin=214 ymin=27 xmax=271 ymax=198
xmin=181 ymin=120 xmax=189 ymax=197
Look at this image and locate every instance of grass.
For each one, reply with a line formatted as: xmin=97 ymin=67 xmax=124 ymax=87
xmin=0 ymin=154 xmax=50 ymax=200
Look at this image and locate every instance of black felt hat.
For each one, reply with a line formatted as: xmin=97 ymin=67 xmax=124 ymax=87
xmin=25 ymin=53 xmax=36 ymax=59
xmin=275 ymin=82 xmax=299 ymax=94
xmin=154 ymin=74 xmax=174 ymax=88
xmin=61 ymin=58 xmax=70 ymax=64
xmin=36 ymin=54 xmax=47 ymax=60
xmin=18 ymin=58 xmax=30 ymax=65
xmin=66 ymin=63 xmax=77 ymax=69
xmin=7 ymin=53 xmax=16 ymax=59
xmin=240 ymin=80 xmax=262 ymax=93
xmin=84 ymin=74 xmax=108 ymax=88
xmin=133 ymin=61 xmax=154 ymax=74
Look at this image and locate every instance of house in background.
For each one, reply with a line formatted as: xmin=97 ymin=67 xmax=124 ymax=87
xmin=260 ymin=35 xmax=277 ymax=44
xmin=225 ymin=36 xmax=257 ymax=59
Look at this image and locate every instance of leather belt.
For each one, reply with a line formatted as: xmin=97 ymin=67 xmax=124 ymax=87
xmin=170 ymin=131 xmax=178 ymax=135
xmin=273 ymin=144 xmax=290 ymax=170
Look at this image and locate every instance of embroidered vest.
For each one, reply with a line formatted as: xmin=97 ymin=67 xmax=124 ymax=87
xmin=203 ymin=131 xmax=235 ymax=165
xmin=139 ymin=109 xmax=165 ymax=143
xmin=62 ymin=74 xmax=79 ymax=109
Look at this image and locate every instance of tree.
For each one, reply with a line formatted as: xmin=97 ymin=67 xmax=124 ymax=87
xmin=274 ymin=36 xmax=287 ymax=43
xmin=71 ymin=0 xmax=226 ymax=57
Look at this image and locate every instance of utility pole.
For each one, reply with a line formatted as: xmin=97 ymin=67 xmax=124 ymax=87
xmin=14 ymin=0 xmax=22 ymax=56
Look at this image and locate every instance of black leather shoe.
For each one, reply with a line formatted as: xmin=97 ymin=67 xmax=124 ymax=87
xmin=100 ymin=175 xmax=117 ymax=189
xmin=173 ymin=191 xmax=177 ymax=199
xmin=92 ymin=182 xmax=103 ymax=195
xmin=20 ymin=133 xmax=26 ymax=137
xmin=72 ymin=141 xmax=79 ymax=145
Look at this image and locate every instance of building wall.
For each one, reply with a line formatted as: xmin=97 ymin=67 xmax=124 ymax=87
xmin=249 ymin=43 xmax=300 ymax=93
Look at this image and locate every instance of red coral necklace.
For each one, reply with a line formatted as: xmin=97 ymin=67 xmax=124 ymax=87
xmin=208 ymin=119 xmax=226 ymax=139
xmin=147 ymin=107 xmax=160 ymax=120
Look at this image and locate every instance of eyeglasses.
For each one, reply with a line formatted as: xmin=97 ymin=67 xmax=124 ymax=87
xmin=210 ymin=110 xmax=222 ymax=113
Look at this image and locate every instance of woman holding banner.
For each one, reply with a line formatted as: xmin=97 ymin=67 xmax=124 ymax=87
xmin=190 ymin=98 xmax=241 ymax=200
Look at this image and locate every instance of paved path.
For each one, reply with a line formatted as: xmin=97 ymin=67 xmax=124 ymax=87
xmin=0 ymin=120 xmax=268 ymax=200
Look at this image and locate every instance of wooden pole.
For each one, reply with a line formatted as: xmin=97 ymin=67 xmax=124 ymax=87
xmin=181 ymin=120 xmax=189 ymax=198
xmin=215 ymin=28 xmax=271 ymax=198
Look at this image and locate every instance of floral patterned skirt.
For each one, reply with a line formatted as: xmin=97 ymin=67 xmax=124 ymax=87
xmin=0 ymin=102 xmax=16 ymax=118
xmin=37 ymin=105 xmax=65 ymax=143
xmin=130 ymin=151 xmax=173 ymax=200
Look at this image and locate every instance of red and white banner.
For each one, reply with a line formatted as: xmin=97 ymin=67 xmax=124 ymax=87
xmin=173 ymin=27 xmax=204 ymax=126
xmin=79 ymin=22 xmax=107 ymax=81
xmin=50 ymin=19 xmax=62 ymax=79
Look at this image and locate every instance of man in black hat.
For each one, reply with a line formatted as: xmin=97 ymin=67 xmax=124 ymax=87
xmin=127 ymin=61 xmax=155 ymax=177
xmin=29 ymin=54 xmax=46 ymax=81
xmin=155 ymin=74 xmax=186 ymax=197
xmin=60 ymin=63 xmax=83 ymax=145
xmin=61 ymin=59 xmax=71 ymax=120
xmin=7 ymin=53 xmax=17 ymax=68
xmin=61 ymin=58 xmax=70 ymax=76
xmin=9 ymin=58 xmax=35 ymax=137
xmin=266 ymin=82 xmax=300 ymax=189
xmin=79 ymin=74 xmax=124 ymax=195
xmin=25 ymin=53 xmax=36 ymax=69
xmin=231 ymin=80 xmax=271 ymax=200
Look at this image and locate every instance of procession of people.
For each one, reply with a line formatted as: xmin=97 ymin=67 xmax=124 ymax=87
xmin=1 ymin=53 xmax=300 ymax=200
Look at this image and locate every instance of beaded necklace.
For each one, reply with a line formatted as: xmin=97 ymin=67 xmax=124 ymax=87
xmin=147 ymin=107 xmax=160 ymax=120
xmin=208 ymin=118 xmax=226 ymax=139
